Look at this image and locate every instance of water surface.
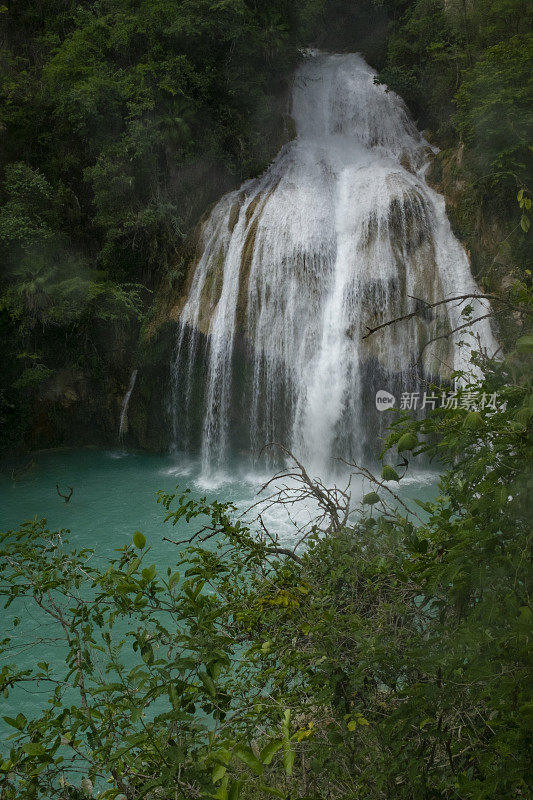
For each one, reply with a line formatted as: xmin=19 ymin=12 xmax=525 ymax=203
xmin=0 ymin=447 xmax=439 ymax=736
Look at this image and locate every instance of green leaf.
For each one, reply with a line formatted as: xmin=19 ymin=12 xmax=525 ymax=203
xmin=516 ymin=335 xmax=533 ymax=353
xmin=228 ymin=780 xmax=244 ymax=800
xmin=520 ymin=214 xmax=530 ymax=233
xmin=212 ymin=763 xmax=227 ymax=783
xmin=518 ymin=702 xmax=533 ymax=731
xmin=214 ymin=748 xmax=231 ymax=765
xmin=126 ymin=556 xmax=141 ymax=576
xmin=141 ymin=643 xmax=154 ymax=665
xmin=413 ymin=499 xmax=433 ymax=513
xmin=282 ymin=742 xmax=295 ymax=776
xmin=495 ymin=485 xmax=509 ymax=504
xmin=362 ymin=492 xmax=380 ymax=506
xmin=463 ymin=411 xmax=483 ymax=430
xmin=397 ymin=433 xmax=418 ymax=453
xmin=141 ymin=564 xmax=156 ymax=581
xmin=260 ymin=738 xmax=283 ymax=765
xmin=517 ymin=606 xmax=533 ymax=628
xmin=281 ymin=709 xmax=291 ymax=740
xmin=22 ymin=743 xmax=46 ymax=756
xmin=132 ymin=531 xmax=146 ymax=549
xmin=381 ymin=465 xmax=400 ymax=482
xmin=258 ymin=785 xmax=287 ymax=798
xmin=233 ymin=744 xmax=263 ymax=775
xmin=2 ymin=714 xmax=26 ymax=731
xmin=198 ymin=670 xmax=217 ymax=698
xmin=168 ymin=572 xmax=180 ymax=588
xmin=213 ymin=774 xmax=229 ymax=800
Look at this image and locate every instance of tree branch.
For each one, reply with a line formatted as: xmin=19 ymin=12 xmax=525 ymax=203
xmin=56 ymin=484 xmax=73 ymax=503
xmin=361 ymin=292 xmax=529 ymax=341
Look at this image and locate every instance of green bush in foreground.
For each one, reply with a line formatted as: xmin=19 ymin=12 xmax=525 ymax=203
xmin=0 ymin=338 xmax=531 ymax=800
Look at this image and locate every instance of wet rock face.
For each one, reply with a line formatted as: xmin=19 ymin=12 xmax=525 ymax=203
xmin=169 ymin=53 xmax=495 ymax=476
xmin=26 ymin=367 xmax=123 ymax=452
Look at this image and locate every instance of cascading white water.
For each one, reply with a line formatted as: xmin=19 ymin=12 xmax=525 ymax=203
xmin=171 ymin=52 xmax=496 ymax=478
xmin=118 ymin=369 xmax=138 ymax=442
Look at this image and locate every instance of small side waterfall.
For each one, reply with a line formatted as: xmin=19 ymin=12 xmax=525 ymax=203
xmin=171 ymin=52 xmax=496 ymax=478
xmin=118 ymin=369 xmax=138 ymax=442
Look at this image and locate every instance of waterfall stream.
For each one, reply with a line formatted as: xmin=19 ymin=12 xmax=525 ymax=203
xmin=171 ymin=52 xmax=496 ymax=479
xmin=118 ymin=369 xmax=138 ymax=442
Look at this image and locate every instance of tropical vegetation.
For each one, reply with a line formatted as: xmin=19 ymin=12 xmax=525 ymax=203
xmin=0 ymin=334 xmax=531 ymax=799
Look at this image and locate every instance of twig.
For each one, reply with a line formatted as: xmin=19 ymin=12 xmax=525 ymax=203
xmin=361 ymin=292 xmax=529 ymax=341
xmin=56 ymin=484 xmax=73 ymax=503
xmin=415 ymin=313 xmax=492 ymax=365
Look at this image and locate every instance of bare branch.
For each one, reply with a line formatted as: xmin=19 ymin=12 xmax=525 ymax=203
xmin=361 ymin=292 xmax=529 ymax=341
xmin=56 ymin=484 xmax=73 ymax=503
xmin=258 ymin=443 xmax=351 ymax=536
xmin=338 ymin=458 xmax=424 ymax=522
xmin=265 ymin=546 xmax=304 ymax=565
xmin=415 ymin=313 xmax=492 ymax=365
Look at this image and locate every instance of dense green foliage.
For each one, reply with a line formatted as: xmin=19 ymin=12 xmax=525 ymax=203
xmin=1 ymin=336 xmax=531 ymax=799
xmin=0 ymin=0 xmax=321 ymax=450
xmin=377 ymin=0 xmax=533 ymax=284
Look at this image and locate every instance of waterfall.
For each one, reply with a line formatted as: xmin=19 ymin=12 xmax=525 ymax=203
xmin=118 ymin=369 xmax=138 ymax=442
xmin=171 ymin=52 xmax=496 ymax=478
